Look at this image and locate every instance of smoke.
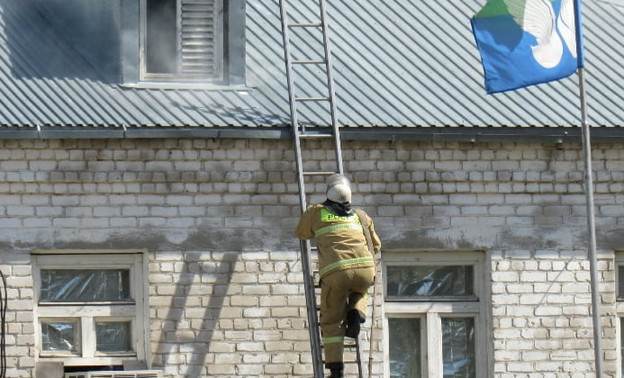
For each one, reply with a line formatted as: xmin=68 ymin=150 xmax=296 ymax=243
xmin=145 ymin=0 xmax=218 ymax=79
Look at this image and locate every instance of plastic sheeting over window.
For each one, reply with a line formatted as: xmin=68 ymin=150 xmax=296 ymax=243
xmin=389 ymin=318 xmax=421 ymax=378
xmin=41 ymin=321 xmax=80 ymax=353
xmin=96 ymin=321 xmax=132 ymax=352
xmin=40 ymin=270 xmax=131 ymax=302
xmin=386 ymin=265 xmax=474 ymax=299
xmin=442 ymin=318 xmax=476 ymax=378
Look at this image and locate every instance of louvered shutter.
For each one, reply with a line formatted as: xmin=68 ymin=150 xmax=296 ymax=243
xmin=179 ymin=0 xmax=218 ymax=78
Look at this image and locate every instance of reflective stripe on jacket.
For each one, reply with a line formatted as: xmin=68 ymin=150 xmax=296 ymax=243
xmin=295 ymin=204 xmax=381 ymax=278
xmin=315 ymin=208 xmax=362 ymax=237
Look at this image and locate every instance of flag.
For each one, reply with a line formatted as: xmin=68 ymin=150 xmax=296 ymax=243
xmin=471 ymin=0 xmax=584 ymax=94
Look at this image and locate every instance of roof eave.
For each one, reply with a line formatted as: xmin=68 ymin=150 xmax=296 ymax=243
xmin=0 ymin=126 xmax=623 ymax=144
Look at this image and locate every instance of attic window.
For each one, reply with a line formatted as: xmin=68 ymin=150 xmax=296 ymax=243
xmin=141 ymin=0 xmax=223 ymax=82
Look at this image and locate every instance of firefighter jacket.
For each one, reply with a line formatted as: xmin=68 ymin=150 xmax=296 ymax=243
xmin=295 ymin=204 xmax=382 ymax=279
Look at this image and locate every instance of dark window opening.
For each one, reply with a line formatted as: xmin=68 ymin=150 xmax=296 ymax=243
xmin=146 ymin=0 xmax=178 ymax=75
xmin=144 ymin=0 xmax=221 ymax=81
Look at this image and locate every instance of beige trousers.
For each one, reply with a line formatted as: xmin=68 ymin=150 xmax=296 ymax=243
xmin=320 ymin=266 xmax=375 ymax=364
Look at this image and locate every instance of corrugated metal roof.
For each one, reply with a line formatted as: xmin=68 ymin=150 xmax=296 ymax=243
xmin=0 ymin=0 xmax=623 ymax=131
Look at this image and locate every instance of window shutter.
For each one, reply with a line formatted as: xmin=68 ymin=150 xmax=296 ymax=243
xmin=179 ymin=0 xmax=217 ymax=78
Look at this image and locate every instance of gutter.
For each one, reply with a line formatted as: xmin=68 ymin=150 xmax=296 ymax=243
xmin=1 ymin=126 xmax=623 ymax=144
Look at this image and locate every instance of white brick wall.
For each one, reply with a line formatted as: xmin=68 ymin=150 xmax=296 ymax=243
xmin=0 ymin=253 xmax=36 ymax=378
xmin=492 ymin=250 xmax=615 ymax=377
xmin=0 ymin=138 xmax=622 ymax=377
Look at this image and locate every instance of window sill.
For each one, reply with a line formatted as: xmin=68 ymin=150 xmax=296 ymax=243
xmin=120 ymin=81 xmax=254 ymax=92
xmin=385 ymin=301 xmax=481 ymax=314
xmin=385 ymin=296 xmax=479 ymax=302
xmin=38 ymin=356 xmax=137 ymax=367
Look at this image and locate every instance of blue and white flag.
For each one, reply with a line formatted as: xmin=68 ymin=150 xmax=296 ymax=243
xmin=471 ymin=0 xmax=584 ymax=94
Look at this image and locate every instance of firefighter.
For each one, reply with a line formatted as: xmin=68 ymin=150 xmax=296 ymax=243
xmin=295 ymin=174 xmax=382 ymax=378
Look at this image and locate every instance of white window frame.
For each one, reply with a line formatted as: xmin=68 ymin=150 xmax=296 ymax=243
xmin=139 ymin=0 xmax=225 ymax=84
xmin=32 ymin=250 xmax=150 ymax=368
xmin=615 ymin=251 xmax=624 ymax=378
xmin=383 ymin=249 xmax=492 ymax=378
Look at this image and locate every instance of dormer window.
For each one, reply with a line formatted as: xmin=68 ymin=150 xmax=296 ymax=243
xmin=124 ymin=0 xmax=246 ymax=88
xmin=142 ymin=0 xmax=223 ymax=82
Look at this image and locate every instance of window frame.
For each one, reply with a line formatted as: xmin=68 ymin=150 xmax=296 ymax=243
xmin=138 ymin=0 xmax=230 ymax=87
xmin=32 ymin=250 xmax=150 ymax=368
xmin=122 ymin=0 xmax=247 ymax=88
xmin=615 ymin=251 xmax=624 ymax=378
xmin=383 ymin=249 xmax=491 ymax=378
xmin=139 ymin=0 xmax=224 ymax=83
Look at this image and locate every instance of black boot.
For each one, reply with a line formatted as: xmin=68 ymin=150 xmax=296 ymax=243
xmin=345 ymin=309 xmax=365 ymax=338
xmin=326 ymin=362 xmax=344 ymax=378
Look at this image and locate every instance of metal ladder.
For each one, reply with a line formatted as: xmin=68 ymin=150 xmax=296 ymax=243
xmin=279 ymin=1 xmax=363 ymax=377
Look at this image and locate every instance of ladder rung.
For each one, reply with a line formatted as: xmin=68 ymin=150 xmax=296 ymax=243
xmin=288 ymin=22 xmax=322 ymax=28
xmin=303 ymin=171 xmax=337 ymax=176
xmin=293 ymin=59 xmax=326 ymax=65
xmin=295 ymin=97 xmax=330 ymax=102
xmin=299 ymin=132 xmax=333 ymax=139
xmin=320 ymin=341 xmax=359 ymax=349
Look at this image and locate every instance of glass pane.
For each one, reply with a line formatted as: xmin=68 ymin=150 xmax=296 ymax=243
xmin=96 ymin=321 xmax=132 ymax=352
xmin=41 ymin=321 xmax=80 ymax=353
xmin=618 ymin=266 xmax=624 ymax=299
xmin=621 ymin=318 xmax=624 ymax=377
xmin=387 ymin=265 xmax=474 ymax=298
xmin=442 ymin=318 xmax=476 ymax=378
xmin=40 ymin=269 xmax=131 ymax=302
xmin=146 ymin=0 xmax=178 ymax=74
xmin=388 ymin=318 xmax=421 ymax=378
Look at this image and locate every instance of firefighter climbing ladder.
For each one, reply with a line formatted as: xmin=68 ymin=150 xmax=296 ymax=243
xmin=279 ymin=1 xmax=363 ymax=377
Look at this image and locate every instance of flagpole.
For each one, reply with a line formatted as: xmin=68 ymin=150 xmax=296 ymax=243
xmin=573 ymin=1 xmax=602 ymax=375
xmin=578 ymin=67 xmax=603 ymax=377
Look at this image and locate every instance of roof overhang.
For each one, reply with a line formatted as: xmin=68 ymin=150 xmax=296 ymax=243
xmin=1 ymin=126 xmax=623 ymax=144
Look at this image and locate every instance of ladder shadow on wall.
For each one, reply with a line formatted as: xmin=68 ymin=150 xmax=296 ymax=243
xmin=155 ymin=252 xmax=239 ymax=377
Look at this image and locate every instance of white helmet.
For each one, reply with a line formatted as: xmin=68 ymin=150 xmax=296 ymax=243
xmin=326 ymin=174 xmax=352 ymax=204
xmin=327 ymin=184 xmax=351 ymax=204
xmin=326 ymin=173 xmax=351 ymax=189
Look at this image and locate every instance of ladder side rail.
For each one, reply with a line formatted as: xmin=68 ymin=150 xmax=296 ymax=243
xmin=279 ymin=2 xmax=325 ymax=377
xmin=318 ymin=0 xmax=343 ymax=175
xmin=300 ymin=239 xmax=324 ymax=377
xmin=279 ymin=0 xmax=308 ymax=213
xmin=355 ymin=339 xmax=364 ymax=378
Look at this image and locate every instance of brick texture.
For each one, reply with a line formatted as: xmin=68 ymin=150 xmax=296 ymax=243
xmin=0 ymin=138 xmax=622 ymax=377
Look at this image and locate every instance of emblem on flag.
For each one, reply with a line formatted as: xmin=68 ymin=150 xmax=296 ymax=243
xmin=471 ymin=0 xmax=583 ymax=94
